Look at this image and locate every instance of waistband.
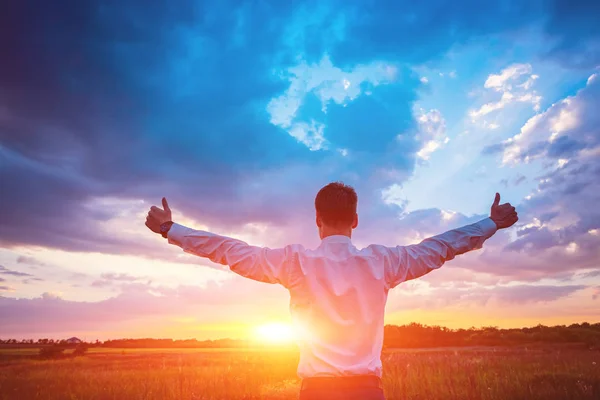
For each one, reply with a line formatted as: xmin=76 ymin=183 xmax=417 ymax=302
xmin=301 ymin=375 xmax=383 ymax=391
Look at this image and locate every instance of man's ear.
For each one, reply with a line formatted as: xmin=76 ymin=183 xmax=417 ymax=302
xmin=352 ymin=213 xmax=358 ymax=229
xmin=316 ymin=213 xmax=323 ymax=228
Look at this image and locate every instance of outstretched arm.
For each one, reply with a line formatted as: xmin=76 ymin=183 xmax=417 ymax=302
xmin=145 ymin=198 xmax=298 ymax=288
xmin=383 ymin=193 xmax=518 ymax=289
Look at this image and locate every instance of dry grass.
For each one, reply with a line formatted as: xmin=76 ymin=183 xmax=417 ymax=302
xmin=0 ymin=347 xmax=598 ymax=399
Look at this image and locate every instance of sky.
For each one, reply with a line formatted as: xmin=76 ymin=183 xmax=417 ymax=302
xmin=0 ymin=0 xmax=599 ymax=341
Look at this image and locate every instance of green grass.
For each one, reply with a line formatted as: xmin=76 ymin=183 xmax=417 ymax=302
xmin=0 ymin=347 xmax=597 ymax=399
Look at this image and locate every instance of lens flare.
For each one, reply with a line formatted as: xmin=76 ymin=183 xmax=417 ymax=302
xmin=253 ymin=322 xmax=296 ymax=344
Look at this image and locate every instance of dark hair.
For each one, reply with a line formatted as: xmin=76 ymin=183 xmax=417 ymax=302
xmin=315 ymin=182 xmax=358 ymax=227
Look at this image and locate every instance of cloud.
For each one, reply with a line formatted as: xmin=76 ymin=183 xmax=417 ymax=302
xmin=324 ymin=2 xmax=529 ymax=65
xmin=496 ymin=73 xmax=599 ymax=165
xmin=2 ymin=0 xmax=599 ymax=262
xmin=0 ymin=271 xmax=588 ymax=338
xmin=543 ymin=0 xmax=600 ymax=68
xmin=22 ymin=278 xmax=44 ymax=284
xmin=469 ymin=63 xmax=541 ymax=121
xmin=0 ymin=265 xmax=33 ymax=277
xmin=473 ymin=74 xmax=600 ymax=279
xmin=90 ymin=280 xmax=113 ymax=288
xmin=320 ymin=1 xmax=600 ymax=69
xmin=100 ymin=273 xmax=143 ymax=282
xmin=0 ymin=0 xmax=428 ymax=258
xmin=415 ymin=109 xmax=449 ymax=161
xmin=91 ymin=273 xmax=147 ymax=288
xmin=387 ymin=283 xmax=586 ymax=311
xmin=267 ymin=54 xmax=400 ymax=151
xmin=16 ymin=256 xmax=47 ymax=268
xmin=484 ymin=64 xmax=535 ymax=91
xmin=0 ymin=277 xmax=289 ymax=336
xmin=513 ymin=174 xmax=527 ymax=186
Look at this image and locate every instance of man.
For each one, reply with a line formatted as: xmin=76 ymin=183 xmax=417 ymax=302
xmin=145 ymin=182 xmax=518 ymax=400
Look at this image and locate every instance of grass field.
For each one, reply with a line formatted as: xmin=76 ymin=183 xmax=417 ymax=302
xmin=0 ymin=347 xmax=598 ymax=399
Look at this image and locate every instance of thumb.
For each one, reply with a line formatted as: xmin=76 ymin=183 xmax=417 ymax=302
xmin=162 ymin=197 xmax=170 ymax=212
xmin=492 ymin=192 xmax=500 ymax=207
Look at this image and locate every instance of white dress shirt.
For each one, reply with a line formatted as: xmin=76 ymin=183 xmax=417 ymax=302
xmin=168 ymin=217 xmax=497 ymax=378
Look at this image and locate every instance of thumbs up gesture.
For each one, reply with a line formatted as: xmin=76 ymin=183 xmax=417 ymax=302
xmin=490 ymin=193 xmax=518 ymax=229
xmin=145 ymin=197 xmax=173 ymax=234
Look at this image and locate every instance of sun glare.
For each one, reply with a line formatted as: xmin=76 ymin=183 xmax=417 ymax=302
xmin=253 ymin=322 xmax=296 ymax=344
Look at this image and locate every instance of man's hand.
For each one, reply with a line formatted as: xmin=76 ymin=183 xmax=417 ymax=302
xmin=145 ymin=197 xmax=172 ymax=234
xmin=490 ymin=193 xmax=518 ymax=229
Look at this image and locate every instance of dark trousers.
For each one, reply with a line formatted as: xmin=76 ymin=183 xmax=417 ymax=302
xmin=298 ymin=376 xmax=386 ymax=400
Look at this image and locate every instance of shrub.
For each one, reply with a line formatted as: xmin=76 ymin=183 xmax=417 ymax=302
xmin=39 ymin=347 xmax=65 ymax=359
xmin=73 ymin=345 xmax=89 ymax=356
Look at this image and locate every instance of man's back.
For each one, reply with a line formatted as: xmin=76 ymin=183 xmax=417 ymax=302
xmin=289 ymin=235 xmax=388 ymax=378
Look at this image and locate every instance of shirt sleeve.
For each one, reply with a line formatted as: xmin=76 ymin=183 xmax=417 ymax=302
xmin=167 ymin=223 xmax=299 ymax=288
xmin=382 ymin=217 xmax=497 ymax=289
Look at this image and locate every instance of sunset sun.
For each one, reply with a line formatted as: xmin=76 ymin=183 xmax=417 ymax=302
xmin=253 ymin=323 xmax=296 ymax=344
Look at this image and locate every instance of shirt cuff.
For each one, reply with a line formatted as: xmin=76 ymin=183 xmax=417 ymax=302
xmin=167 ymin=222 xmax=191 ymax=247
xmin=478 ymin=217 xmax=498 ymax=239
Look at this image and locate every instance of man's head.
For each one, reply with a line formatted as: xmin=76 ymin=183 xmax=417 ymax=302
xmin=315 ymin=182 xmax=358 ymax=239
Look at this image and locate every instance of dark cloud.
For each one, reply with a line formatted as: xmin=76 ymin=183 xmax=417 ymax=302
xmin=90 ymin=273 xmax=145 ymax=288
xmin=0 ymin=286 xmax=14 ymax=292
xmin=482 ymin=142 xmax=509 ymax=155
xmin=387 ymin=283 xmax=586 ymax=311
xmin=496 ymin=175 xmax=526 ymax=188
xmin=547 ymin=135 xmax=587 ymax=158
xmin=16 ymin=256 xmax=47 ymax=268
xmin=325 ymin=1 xmax=599 ymax=68
xmin=100 ymin=273 xmax=142 ymax=282
xmin=538 ymin=211 xmax=560 ymax=223
xmin=513 ymin=175 xmax=527 ymax=186
xmin=90 ymin=280 xmax=113 ymax=288
xmin=0 ymin=0 xmax=422 ymax=256
xmin=0 ymin=265 xmax=34 ymax=277
xmin=325 ymin=1 xmax=542 ymax=66
xmin=492 ymin=285 xmax=586 ymax=304
xmin=22 ymin=278 xmax=44 ymax=284
xmin=544 ymin=0 xmax=600 ymax=68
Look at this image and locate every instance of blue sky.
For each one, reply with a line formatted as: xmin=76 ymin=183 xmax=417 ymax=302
xmin=0 ymin=0 xmax=599 ymax=339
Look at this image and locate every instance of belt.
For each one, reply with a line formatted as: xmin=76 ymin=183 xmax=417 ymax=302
xmin=301 ymin=375 xmax=383 ymax=391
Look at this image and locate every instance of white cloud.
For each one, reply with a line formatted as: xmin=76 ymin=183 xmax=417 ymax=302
xmin=498 ymin=73 xmax=599 ymax=165
xmin=288 ymin=120 xmax=327 ymax=151
xmin=267 ymin=54 xmax=398 ymax=150
xmin=484 ymin=122 xmax=500 ymax=130
xmin=484 ymin=64 xmax=532 ymax=91
xmin=414 ymin=108 xmax=448 ymax=160
xmin=469 ymin=63 xmax=542 ymax=125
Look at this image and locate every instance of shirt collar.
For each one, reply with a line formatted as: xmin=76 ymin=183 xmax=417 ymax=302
xmin=320 ymin=235 xmax=353 ymax=244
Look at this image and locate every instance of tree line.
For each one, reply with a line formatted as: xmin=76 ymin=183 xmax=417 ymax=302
xmin=1 ymin=322 xmax=598 ymax=348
